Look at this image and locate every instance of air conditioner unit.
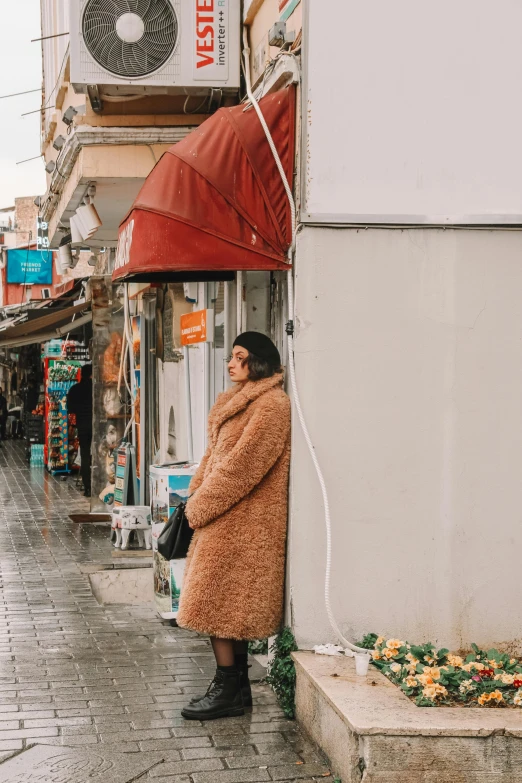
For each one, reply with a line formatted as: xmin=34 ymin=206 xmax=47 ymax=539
xmin=70 ymin=0 xmax=240 ymax=96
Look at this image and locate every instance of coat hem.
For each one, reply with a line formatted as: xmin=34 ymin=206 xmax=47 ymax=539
xmin=176 ymin=616 xmax=282 ymax=642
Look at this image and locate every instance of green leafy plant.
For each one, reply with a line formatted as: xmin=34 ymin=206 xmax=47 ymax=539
xmin=248 ymin=639 xmax=269 ymax=655
xmin=357 ymin=633 xmax=378 ymax=650
xmin=266 ymin=627 xmax=298 ymax=718
xmin=367 ymin=634 xmax=522 ymax=708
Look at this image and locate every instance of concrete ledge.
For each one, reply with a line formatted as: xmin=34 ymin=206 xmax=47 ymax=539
xmin=89 ymin=567 xmax=154 ymax=605
xmin=293 ymin=651 xmax=522 ymax=782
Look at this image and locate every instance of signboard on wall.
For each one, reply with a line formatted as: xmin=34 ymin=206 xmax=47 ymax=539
xmin=180 ymin=309 xmax=214 ymax=346
xmin=6 ymin=249 xmax=53 ymax=285
xmin=303 ymin=0 xmax=522 ymax=224
xmin=36 ymin=217 xmax=49 ymax=250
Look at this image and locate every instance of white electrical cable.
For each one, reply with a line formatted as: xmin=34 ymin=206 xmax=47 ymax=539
xmin=243 ymin=27 xmax=367 ymax=654
xmin=242 ymin=28 xmax=295 ymax=258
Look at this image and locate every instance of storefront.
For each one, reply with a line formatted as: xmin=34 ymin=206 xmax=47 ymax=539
xmin=112 ymin=87 xmax=296 ymax=497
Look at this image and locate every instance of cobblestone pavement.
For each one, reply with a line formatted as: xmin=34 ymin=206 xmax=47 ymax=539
xmin=0 ymin=443 xmax=333 ymax=782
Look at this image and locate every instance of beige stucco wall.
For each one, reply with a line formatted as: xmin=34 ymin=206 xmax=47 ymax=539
xmin=289 ymin=225 xmax=522 ymax=651
xmin=246 ymin=0 xmax=302 ymax=84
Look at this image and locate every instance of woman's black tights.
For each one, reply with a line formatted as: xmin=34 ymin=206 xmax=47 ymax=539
xmin=211 ymin=637 xmax=248 ymax=667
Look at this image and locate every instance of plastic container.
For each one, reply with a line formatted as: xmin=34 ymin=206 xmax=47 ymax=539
xmin=30 ymin=444 xmax=45 ymax=466
xmin=354 ymin=652 xmax=371 ymax=676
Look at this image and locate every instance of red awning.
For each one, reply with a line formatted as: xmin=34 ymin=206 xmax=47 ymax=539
xmin=113 ymin=86 xmax=296 ymax=282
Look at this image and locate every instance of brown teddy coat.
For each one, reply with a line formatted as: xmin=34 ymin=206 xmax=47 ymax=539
xmin=177 ymin=373 xmax=291 ymax=640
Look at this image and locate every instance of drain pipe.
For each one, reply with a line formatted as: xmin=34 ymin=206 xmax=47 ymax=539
xmin=242 ymin=26 xmax=368 ymax=655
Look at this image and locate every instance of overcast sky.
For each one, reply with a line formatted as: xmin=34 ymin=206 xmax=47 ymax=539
xmin=0 ymin=0 xmax=46 ymax=209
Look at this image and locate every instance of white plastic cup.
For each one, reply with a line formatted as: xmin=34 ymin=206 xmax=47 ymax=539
xmin=355 ymin=652 xmax=371 ymax=676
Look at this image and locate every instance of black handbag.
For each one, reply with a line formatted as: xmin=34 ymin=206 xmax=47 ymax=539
xmin=156 ymin=502 xmax=193 ymax=560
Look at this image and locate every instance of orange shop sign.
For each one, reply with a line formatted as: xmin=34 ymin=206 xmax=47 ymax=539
xmin=180 ymin=309 xmax=214 ymax=346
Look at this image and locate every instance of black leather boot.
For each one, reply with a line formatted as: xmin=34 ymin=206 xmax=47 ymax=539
xmin=189 ymin=654 xmax=252 ymax=707
xmin=181 ymin=666 xmax=244 ymax=721
xmin=235 ymin=653 xmax=253 ymax=707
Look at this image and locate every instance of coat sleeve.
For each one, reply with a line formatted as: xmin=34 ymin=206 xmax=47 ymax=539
xmin=185 ymin=394 xmax=290 ymax=529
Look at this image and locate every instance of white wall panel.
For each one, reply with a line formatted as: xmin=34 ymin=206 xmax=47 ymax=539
xmin=303 ymin=0 xmax=522 ymax=223
xmin=290 ymin=225 xmax=522 ymax=649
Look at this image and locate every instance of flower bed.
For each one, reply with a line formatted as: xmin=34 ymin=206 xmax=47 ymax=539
xmin=363 ymin=634 xmax=522 ymax=707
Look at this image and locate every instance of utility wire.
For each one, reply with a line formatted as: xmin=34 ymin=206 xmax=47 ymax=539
xmin=31 ymin=31 xmax=69 ymax=42
xmin=0 ymin=88 xmax=41 ymax=100
xmin=16 ymin=155 xmax=43 ymax=165
xmin=22 ymin=106 xmax=55 ymax=117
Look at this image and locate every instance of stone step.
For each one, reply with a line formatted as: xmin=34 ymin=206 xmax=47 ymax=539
xmin=293 ymin=650 xmax=522 ymax=782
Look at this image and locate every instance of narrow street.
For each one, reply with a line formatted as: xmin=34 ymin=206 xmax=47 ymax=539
xmin=0 ymin=442 xmax=332 ymax=782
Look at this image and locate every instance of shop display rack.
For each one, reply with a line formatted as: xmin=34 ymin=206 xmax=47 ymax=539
xmin=44 ymin=357 xmax=82 ymax=475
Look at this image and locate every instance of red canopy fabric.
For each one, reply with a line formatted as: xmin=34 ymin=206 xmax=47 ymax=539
xmin=113 ymin=86 xmax=296 ymax=282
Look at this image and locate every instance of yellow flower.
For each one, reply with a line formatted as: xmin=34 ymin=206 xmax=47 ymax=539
xmin=423 ymin=666 xmax=441 ymax=681
xmin=383 ymin=648 xmax=396 ymax=659
xmin=510 ymin=658 xmax=516 ymax=665
xmin=417 ymin=673 xmax=434 ymax=686
xmin=462 ymin=661 xmax=485 ymax=672
xmin=489 ymin=659 xmax=503 ymax=668
xmin=405 ymin=653 xmax=419 ymax=666
xmin=496 ymin=673 xmax=514 ymax=685
xmin=405 ymin=676 xmax=418 ymax=688
xmin=376 ymin=636 xmax=384 ymax=646
xmin=447 ymin=655 xmax=463 ymax=668
xmin=478 ymin=690 xmax=503 ymax=707
xmin=423 ymin=655 xmax=435 ymax=664
xmin=422 ymin=683 xmax=447 ymax=700
xmin=386 ymin=639 xmax=404 ymax=650
xmin=390 ymin=663 xmax=402 ymax=674
xmin=372 ymin=651 xmax=381 ymax=660
xmin=514 ymin=692 xmax=522 ymax=706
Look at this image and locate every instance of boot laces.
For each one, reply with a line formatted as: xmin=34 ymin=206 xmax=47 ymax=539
xmin=204 ymin=670 xmax=226 ymax=699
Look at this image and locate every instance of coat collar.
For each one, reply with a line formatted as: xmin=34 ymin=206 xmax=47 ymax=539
xmin=209 ymin=374 xmax=284 ymax=443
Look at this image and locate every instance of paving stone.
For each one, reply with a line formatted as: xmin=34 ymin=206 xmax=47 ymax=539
xmin=148 ymin=758 xmax=225 ymax=776
xmin=0 ymin=744 xmax=163 ymax=780
xmin=191 ymin=770 xmax=271 ymax=783
xmin=226 ymin=750 xmax=302 ymax=768
xmin=268 ymin=762 xmax=331 ymax=780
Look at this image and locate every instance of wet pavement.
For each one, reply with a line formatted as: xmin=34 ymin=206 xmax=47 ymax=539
xmin=0 ymin=442 xmax=332 ymax=782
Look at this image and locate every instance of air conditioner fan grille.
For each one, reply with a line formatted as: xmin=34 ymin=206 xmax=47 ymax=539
xmin=82 ymin=0 xmax=178 ymax=78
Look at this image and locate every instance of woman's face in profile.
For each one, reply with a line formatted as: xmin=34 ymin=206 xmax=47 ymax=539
xmin=228 ymin=346 xmax=250 ymax=383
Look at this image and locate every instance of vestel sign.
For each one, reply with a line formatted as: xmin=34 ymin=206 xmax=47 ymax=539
xmin=194 ymin=0 xmax=229 ymax=80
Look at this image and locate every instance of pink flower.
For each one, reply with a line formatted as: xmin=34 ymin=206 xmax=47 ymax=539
xmin=472 ymin=675 xmax=481 ymax=682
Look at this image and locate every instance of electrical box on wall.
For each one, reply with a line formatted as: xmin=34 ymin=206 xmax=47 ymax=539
xmin=70 ymin=0 xmax=241 ymax=95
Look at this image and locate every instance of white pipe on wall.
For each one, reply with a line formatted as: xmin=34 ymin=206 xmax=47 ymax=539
xmin=183 ymin=346 xmax=194 ymax=463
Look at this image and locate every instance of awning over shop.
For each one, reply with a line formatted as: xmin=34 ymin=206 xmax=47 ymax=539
xmin=0 ymin=302 xmax=91 ymax=349
xmin=113 ymin=86 xmax=296 ymax=282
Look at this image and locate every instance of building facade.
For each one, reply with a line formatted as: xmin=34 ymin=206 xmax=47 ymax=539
xmin=37 ymin=0 xmax=522 ymax=653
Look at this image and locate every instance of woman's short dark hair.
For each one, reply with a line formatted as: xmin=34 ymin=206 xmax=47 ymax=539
xmin=242 ymin=352 xmax=283 ymax=381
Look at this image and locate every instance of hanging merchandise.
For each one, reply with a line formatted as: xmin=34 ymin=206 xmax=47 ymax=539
xmin=44 ymin=355 xmax=82 ymax=475
xmin=150 ymin=462 xmax=197 ymax=620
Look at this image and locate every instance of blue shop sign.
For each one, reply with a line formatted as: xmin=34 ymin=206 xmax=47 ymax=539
xmin=7 ymin=249 xmax=53 ymax=285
